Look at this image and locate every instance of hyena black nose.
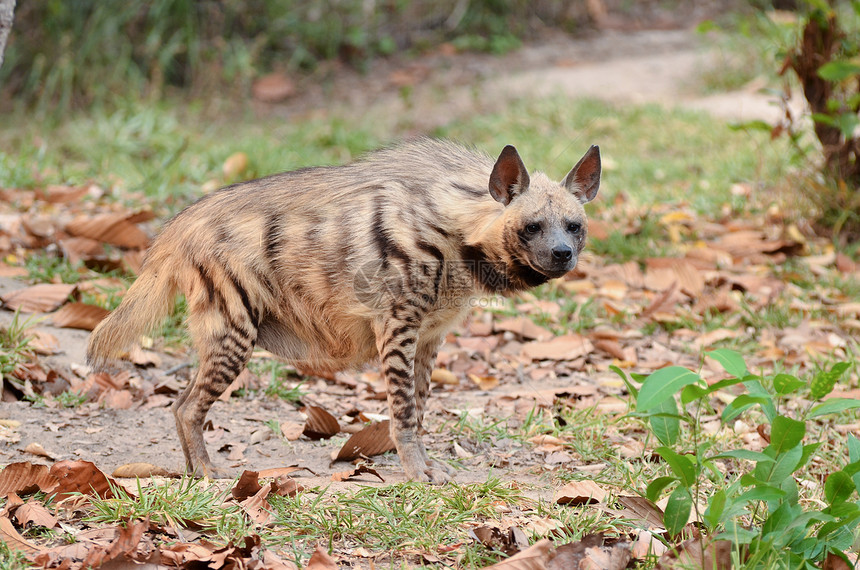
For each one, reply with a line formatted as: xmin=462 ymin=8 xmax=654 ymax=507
xmin=552 ymin=246 xmax=573 ymax=262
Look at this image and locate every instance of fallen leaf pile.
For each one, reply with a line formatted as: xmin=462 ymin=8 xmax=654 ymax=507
xmin=0 ymin=460 xmax=305 ymax=569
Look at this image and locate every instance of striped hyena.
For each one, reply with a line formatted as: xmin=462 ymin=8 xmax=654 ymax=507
xmin=87 ymin=138 xmax=601 ymax=484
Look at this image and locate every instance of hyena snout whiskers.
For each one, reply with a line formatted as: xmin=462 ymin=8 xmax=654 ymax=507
xmin=86 ymin=137 xmax=600 ymax=483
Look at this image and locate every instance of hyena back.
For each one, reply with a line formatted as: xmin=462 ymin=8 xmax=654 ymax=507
xmin=87 ymin=138 xmax=600 ymax=484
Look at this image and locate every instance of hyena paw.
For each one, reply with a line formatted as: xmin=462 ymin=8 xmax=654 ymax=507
xmin=422 ymin=464 xmax=454 ymax=485
xmin=190 ymin=463 xmax=235 ymax=480
xmin=403 ymin=457 xmax=453 ymax=485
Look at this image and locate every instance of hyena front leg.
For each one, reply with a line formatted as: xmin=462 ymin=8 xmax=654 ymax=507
xmin=173 ymin=300 xmax=257 ymax=478
xmin=376 ymin=318 xmax=451 ymax=484
xmin=413 ymin=335 xmax=455 ymax=477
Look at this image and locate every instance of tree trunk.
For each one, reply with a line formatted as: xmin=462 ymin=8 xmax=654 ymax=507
xmin=0 ymin=0 xmax=16 ymax=70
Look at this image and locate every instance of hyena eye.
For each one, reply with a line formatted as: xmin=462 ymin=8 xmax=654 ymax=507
xmin=525 ymin=223 xmax=541 ymax=234
xmin=567 ymin=222 xmax=582 ymax=234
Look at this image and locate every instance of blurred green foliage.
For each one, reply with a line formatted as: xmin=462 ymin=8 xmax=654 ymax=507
xmin=2 ymin=0 xmax=583 ymax=111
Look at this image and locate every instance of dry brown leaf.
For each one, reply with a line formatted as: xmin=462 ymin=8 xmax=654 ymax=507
xmin=335 ymin=421 xmax=396 ymax=461
xmin=331 ymin=465 xmax=385 ymax=483
xmin=258 ymin=466 xmax=309 ymax=479
xmin=1 ymin=283 xmax=78 ymax=313
xmin=50 ymin=302 xmax=109 ymax=330
xmin=592 ymin=338 xmax=626 ymax=360
xmin=302 ymin=405 xmax=340 ymax=440
xmin=279 ymin=421 xmax=305 ymax=441
xmin=252 ymin=72 xmax=297 ymax=103
xmin=223 ymin=152 xmax=250 ymax=178
xmin=0 ymin=516 xmax=39 ymax=554
xmin=31 ymin=519 xmax=150 ymax=569
xmin=554 ymin=480 xmax=609 ymax=505
xmin=0 ymin=462 xmax=59 ymax=496
xmin=15 ymin=500 xmax=58 ymax=529
xmin=469 ymin=374 xmax=500 ymax=390
xmin=469 ymin=525 xmax=527 ymax=557
xmin=23 ymin=442 xmax=54 ymax=459
xmin=822 ymin=552 xmax=854 ymax=570
xmin=50 ymin=460 xmax=122 ymax=500
xmin=58 ymin=237 xmax=104 ymax=264
xmin=431 ymin=368 xmax=459 ymax=385
xmin=65 ymin=212 xmax=151 ymax=249
xmin=240 ymin=483 xmax=274 ymax=525
xmin=232 ymin=470 xmax=264 ymax=501
xmin=259 ymin=549 xmax=300 ymax=570
xmin=306 ymin=546 xmax=339 ymax=570
xmin=480 ymin=538 xmax=554 ymax=569
xmin=655 ymin=536 xmax=732 ymax=570
xmin=616 ymin=495 xmax=665 ymax=529
xmin=111 ymin=462 xmax=176 ymax=478
xmin=98 ymin=389 xmax=134 ymax=409
xmin=272 ymin=476 xmax=304 ymax=498
xmin=35 ymin=184 xmax=90 ymax=203
xmin=549 ymin=533 xmax=631 ymax=570
xmin=495 ymin=317 xmax=553 ymax=341
xmin=521 ymin=334 xmax=594 ymax=361
xmin=29 ymin=330 xmax=60 ymax=355
xmin=693 ymin=328 xmax=741 ymax=351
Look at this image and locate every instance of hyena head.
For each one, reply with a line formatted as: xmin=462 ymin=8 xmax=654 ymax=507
xmin=488 ymin=144 xmax=601 ymax=280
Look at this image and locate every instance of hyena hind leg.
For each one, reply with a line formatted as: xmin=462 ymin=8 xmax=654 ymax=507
xmin=413 ymin=336 xmax=455 ymax=477
xmin=173 ymin=307 xmax=257 ymax=478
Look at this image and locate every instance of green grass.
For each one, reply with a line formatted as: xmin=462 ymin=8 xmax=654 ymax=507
xmin=249 ymin=360 xmax=307 ymax=404
xmin=2 ymin=96 xmax=791 ymax=220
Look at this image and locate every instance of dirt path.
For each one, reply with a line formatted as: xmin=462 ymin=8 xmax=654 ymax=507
xmin=0 ymin=28 xmax=791 ymax=490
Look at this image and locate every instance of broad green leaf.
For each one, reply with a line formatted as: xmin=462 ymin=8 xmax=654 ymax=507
xmin=664 ymin=485 xmax=692 ymax=536
xmin=849 ymin=436 xmax=860 ymax=490
xmin=818 ymin=509 xmax=860 ymax=541
xmin=735 ymin=485 xmax=786 ymax=503
xmin=680 ymin=383 xmax=708 ymax=405
xmin=850 ymin=435 xmax=860 ymax=463
xmin=722 ymin=394 xmax=773 ymax=424
xmin=825 ymin=471 xmax=856 ymax=506
xmin=705 ymin=376 xmax=745 ymax=395
xmin=650 ymin=398 xmax=681 ymax=447
xmin=707 ymin=349 xmax=747 ymax=378
xmin=646 ymin=476 xmax=677 ymax=502
xmin=610 ymin=364 xmax=638 ymax=398
xmin=817 ymin=60 xmax=860 ymax=81
xmin=808 ymin=398 xmax=860 ymax=418
xmin=773 ymin=373 xmax=804 ymax=395
xmin=744 ymin=379 xmax=776 ymax=422
xmin=761 ymin=501 xmax=802 ymax=546
xmin=710 ymin=449 xmax=774 ymax=463
xmin=797 ymin=442 xmax=822 ymax=472
xmin=755 ymin=443 xmax=803 ymax=484
xmin=770 ymin=415 xmax=805 ymax=453
xmin=637 ymin=366 xmax=701 ymax=412
xmin=703 ymin=489 xmax=726 ymax=530
xmin=656 ymin=447 xmax=697 ymax=487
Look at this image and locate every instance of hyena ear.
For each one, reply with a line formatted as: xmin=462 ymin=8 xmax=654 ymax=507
xmin=561 ymin=145 xmax=601 ymax=204
xmin=489 ymin=145 xmax=530 ymax=206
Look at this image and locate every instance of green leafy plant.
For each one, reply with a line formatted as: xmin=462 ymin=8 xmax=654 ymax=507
xmin=614 ymin=349 xmax=860 ymax=566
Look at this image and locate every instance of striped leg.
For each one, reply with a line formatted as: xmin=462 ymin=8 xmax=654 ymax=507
xmin=413 ymin=335 xmax=455 ymax=477
xmin=377 ymin=318 xmax=451 ymax=484
xmin=173 ymin=306 xmax=257 ymax=478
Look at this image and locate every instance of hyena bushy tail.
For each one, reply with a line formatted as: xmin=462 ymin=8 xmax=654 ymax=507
xmin=87 ymin=268 xmax=176 ymax=370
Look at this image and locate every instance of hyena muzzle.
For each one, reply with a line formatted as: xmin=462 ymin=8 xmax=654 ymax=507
xmin=87 ymin=138 xmax=600 ymax=484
